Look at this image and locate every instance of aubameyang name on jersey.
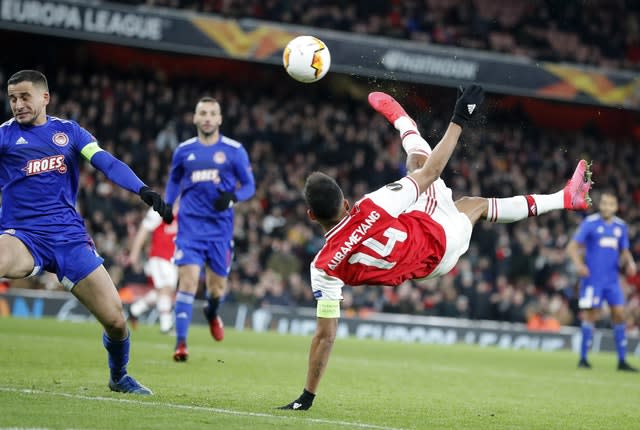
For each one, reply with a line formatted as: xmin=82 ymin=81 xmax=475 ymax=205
xmin=191 ymin=169 xmax=220 ymax=183
xmin=23 ymin=155 xmax=67 ymax=176
xmin=328 ymin=210 xmax=381 ymax=270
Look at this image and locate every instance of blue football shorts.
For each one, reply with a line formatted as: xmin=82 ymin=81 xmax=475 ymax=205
xmin=5 ymin=228 xmax=104 ymax=291
xmin=578 ymin=278 xmax=625 ymax=309
xmin=173 ymin=238 xmax=234 ymax=276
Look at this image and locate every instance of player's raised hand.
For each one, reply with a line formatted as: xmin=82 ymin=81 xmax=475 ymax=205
xmin=139 ymin=186 xmax=174 ymax=224
xmin=277 ymin=389 xmax=315 ymax=411
xmin=451 ymin=84 xmax=485 ymax=128
xmin=214 ymin=190 xmax=238 ymax=211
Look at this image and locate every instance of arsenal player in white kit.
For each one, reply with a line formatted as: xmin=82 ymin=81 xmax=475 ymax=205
xmin=279 ymin=85 xmax=593 ymax=410
xmin=128 ymin=207 xmax=178 ymax=333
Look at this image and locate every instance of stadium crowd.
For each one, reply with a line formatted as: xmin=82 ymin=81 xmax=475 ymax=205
xmin=116 ymin=0 xmax=640 ymax=71
xmin=1 ymin=55 xmax=638 ymax=334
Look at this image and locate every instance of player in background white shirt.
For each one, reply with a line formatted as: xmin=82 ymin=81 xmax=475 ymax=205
xmin=128 ymin=207 xmax=178 ymax=333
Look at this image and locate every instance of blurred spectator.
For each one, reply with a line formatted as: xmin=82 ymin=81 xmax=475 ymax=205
xmin=113 ymin=0 xmax=640 ymax=70
xmin=526 ymin=298 xmax=562 ymax=333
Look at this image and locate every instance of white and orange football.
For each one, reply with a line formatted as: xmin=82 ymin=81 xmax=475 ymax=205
xmin=283 ymin=35 xmax=331 ymax=83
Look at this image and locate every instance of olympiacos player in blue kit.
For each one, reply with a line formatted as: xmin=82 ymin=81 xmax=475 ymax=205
xmin=567 ymin=191 xmax=638 ymax=371
xmin=0 ymin=70 xmax=173 ymax=393
xmin=165 ymin=96 xmax=255 ymax=361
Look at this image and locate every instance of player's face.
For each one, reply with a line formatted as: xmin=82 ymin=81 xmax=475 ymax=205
xmin=193 ymin=101 xmax=222 ymax=137
xmin=7 ymin=81 xmax=49 ymax=126
xmin=599 ymin=194 xmax=618 ymax=219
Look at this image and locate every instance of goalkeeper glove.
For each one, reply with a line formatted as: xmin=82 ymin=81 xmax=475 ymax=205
xmin=450 ymin=84 xmax=485 ymax=128
xmin=214 ymin=191 xmax=238 ymax=211
xmin=277 ymin=389 xmax=315 ymax=411
xmin=139 ymin=186 xmax=174 ymax=224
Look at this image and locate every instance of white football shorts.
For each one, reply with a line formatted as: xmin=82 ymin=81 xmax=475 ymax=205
xmin=144 ymin=256 xmax=178 ymax=289
xmin=406 ymin=178 xmax=473 ymax=278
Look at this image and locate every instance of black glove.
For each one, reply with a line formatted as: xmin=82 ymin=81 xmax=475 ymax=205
xmin=277 ymin=389 xmax=315 ymax=411
xmin=214 ymin=191 xmax=237 ymax=211
xmin=139 ymin=186 xmax=174 ymax=224
xmin=450 ymin=84 xmax=485 ymax=128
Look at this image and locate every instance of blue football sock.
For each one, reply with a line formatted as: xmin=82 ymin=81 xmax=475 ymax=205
xmin=103 ymin=332 xmax=130 ymax=382
xmin=580 ymin=322 xmax=593 ymax=362
xmin=175 ymin=291 xmax=194 ymax=346
xmin=613 ymin=323 xmax=627 ymax=363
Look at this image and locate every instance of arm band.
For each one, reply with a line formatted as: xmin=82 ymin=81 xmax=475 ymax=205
xmin=316 ymin=300 xmax=340 ymax=318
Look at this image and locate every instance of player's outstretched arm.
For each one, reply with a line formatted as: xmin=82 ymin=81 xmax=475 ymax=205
xmin=82 ymin=143 xmax=173 ymax=224
xmin=409 ymin=84 xmax=484 ymax=195
xmin=621 ymin=249 xmax=637 ymax=277
xmin=278 ymin=317 xmax=338 ymax=410
xmin=128 ymin=217 xmax=153 ymax=266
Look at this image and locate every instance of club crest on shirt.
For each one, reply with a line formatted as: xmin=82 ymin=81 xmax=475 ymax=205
xmin=213 ymin=151 xmax=226 ymax=164
xmin=52 ymin=132 xmax=69 ymax=147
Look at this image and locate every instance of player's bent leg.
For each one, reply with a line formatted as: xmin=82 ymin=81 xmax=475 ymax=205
xmin=482 ymin=160 xmax=592 ymax=224
xmin=73 ymin=265 xmax=127 ymax=338
xmin=204 ymin=268 xmax=226 ymax=342
xmin=0 ymin=234 xmax=36 ymax=278
xmin=454 ymin=196 xmax=488 ymax=225
xmin=406 ymin=152 xmax=427 ymax=173
xmin=146 ymin=258 xmax=177 ymax=333
xmin=177 ymin=264 xmax=200 ymax=294
xmin=611 ymin=306 xmax=626 ymax=325
xmin=73 ymin=265 xmax=152 ymax=394
xmin=368 ymin=91 xmax=434 ymax=168
xmin=205 ymin=268 xmax=227 ymax=298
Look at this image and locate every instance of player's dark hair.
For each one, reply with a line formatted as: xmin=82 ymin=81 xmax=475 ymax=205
xmin=600 ymin=188 xmax=617 ymax=200
xmin=7 ymin=70 xmax=48 ymax=91
xmin=304 ymin=172 xmax=344 ymax=221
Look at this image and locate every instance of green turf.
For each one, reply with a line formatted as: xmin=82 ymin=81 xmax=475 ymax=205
xmin=0 ymin=318 xmax=637 ymax=430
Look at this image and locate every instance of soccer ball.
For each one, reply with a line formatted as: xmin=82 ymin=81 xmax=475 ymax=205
xmin=283 ymin=36 xmax=331 ymax=83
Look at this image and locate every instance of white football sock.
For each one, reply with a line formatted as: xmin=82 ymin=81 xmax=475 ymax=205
xmin=157 ymin=295 xmax=172 ymax=313
xmin=144 ymin=289 xmax=158 ymax=304
xmin=159 ymin=313 xmax=174 ymax=333
xmin=394 ymin=117 xmax=432 ymax=155
xmin=130 ymin=299 xmax=149 ymax=317
xmin=486 ymin=191 xmax=564 ymax=223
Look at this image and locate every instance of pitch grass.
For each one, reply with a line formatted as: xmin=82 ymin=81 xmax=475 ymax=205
xmin=0 ymin=318 xmax=637 ymax=430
